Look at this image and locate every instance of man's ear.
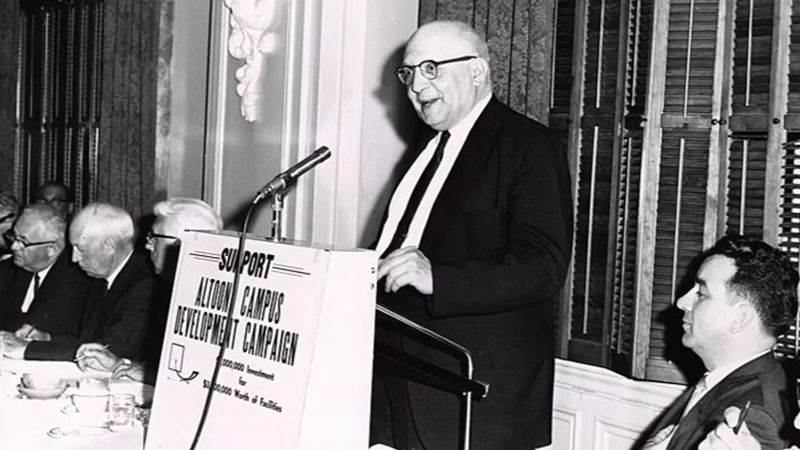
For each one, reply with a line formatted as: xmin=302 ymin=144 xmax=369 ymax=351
xmin=469 ymin=58 xmax=490 ymax=86
xmin=729 ymin=301 xmax=755 ymax=334
xmin=102 ymin=237 xmax=116 ymax=252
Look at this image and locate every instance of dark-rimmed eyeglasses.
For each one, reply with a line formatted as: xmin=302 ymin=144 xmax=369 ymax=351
xmin=3 ymin=229 xmax=55 ymax=249
xmin=395 ymin=55 xmax=478 ymax=85
xmin=146 ymin=230 xmax=179 ymax=244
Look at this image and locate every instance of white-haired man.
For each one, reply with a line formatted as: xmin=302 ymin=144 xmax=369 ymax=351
xmin=5 ymin=203 xmax=157 ymax=361
xmin=77 ymin=198 xmax=222 ymax=383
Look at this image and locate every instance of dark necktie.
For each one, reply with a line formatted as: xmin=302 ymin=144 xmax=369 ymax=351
xmin=33 ymin=273 xmax=40 ymax=293
xmin=382 ymin=131 xmax=450 ymax=257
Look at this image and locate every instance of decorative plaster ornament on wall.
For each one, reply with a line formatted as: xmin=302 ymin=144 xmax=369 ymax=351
xmin=223 ymin=0 xmax=278 ymax=122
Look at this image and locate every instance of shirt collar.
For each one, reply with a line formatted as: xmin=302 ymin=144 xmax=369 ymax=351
xmin=35 ymin=260 xmax=56 ymax=282
xmin=704 ymin=348 xmax=772 ymax=389
xmin=446 ymin=93 xmax=492 ymax=142
xmin=105 ymin=250 xmax=133 ymax=288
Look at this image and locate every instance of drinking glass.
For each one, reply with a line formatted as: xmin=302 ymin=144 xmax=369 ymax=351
xmin=109 ymin=393 xmax=136 ymax=428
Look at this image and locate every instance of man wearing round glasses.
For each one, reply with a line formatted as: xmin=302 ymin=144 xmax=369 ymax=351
xmin=0 ymin=204 xmax=93 ymax=341
xmin=373 ymin=20 xmax=572 ymax=450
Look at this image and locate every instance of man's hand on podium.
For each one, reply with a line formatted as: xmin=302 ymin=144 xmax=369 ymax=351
xmin=378 ymin=246 xmax=433 ymax=295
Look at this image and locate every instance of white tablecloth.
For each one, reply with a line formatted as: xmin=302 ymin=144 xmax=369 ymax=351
xmin=0 ymin=358 xmax=147 ymax=449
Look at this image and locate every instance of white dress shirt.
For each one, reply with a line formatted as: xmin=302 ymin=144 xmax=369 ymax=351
xmin=375 ymin=93 xmax=492 ymax=256
xmin=21 ymin=263 xmax=54 ymax=313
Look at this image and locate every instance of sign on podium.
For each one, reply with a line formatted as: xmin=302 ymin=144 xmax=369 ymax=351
xmin=146 ymin=231 xmax=377 ymax=449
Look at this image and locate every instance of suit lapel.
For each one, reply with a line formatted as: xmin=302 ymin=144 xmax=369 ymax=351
xmin=419 ymin=98 xmax=502 ymax=254
xmin=11 ymin=266 xmax=33 ymax=311
xmin=648 ymin=386 xmax=695 ymax=440
xmin=668 ymin=354 xmax=775 ymax=449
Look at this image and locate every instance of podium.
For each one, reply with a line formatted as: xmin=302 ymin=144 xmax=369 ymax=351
xmin=146 ymin=231 xmax=377 ymax=450
xmin=374 ymin=306 xmax=490 ymax=450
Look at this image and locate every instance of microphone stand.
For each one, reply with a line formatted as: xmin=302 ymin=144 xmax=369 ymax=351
xmin=270 ymin=191 xmax=284 ymax=242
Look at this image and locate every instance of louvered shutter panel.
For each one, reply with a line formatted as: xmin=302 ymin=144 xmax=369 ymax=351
xmin=608 ymin=0 xmax=652 ymax=375
xmin=776 ymin=0 xmax=800 ymax=366
xmin=777 ymin=138 xmax=800 ymax=362
xmin=551 ymin=0 xmax=577 ymax=354
xmin=16 ymin=0 xmax=102 ymax=207
xmin=567 ymin=0 xmax=624 ymax=365
xmin=726 ymin=0 xmax=776 ymax=238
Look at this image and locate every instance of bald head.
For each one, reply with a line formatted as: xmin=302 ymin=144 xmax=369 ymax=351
xmin=401 ymin=20 xmax=492 ymax=131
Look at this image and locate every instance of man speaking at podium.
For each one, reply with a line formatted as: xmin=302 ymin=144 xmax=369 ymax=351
xmin=371 ymin=20 xmax=573 ymax=450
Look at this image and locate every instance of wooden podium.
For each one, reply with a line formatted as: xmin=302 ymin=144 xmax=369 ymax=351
xmin=146 ymin=231 xmax=377 ymax=449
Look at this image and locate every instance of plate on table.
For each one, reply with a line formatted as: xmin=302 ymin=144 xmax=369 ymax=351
xmin=17 ymin=381 xmax=67 ymax=399
xmin=47 ymin=426 xmax=112 ymax=439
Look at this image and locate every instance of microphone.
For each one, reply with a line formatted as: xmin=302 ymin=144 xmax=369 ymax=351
xmin=254 ymin=146 xmax=332 ymax=203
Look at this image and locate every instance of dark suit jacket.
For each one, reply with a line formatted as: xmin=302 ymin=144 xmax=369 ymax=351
xmin=645 ymin=352 xmax=798 ymax=450
xmin=377 ymin=97 xmax=573 ymax=449
xmin=0 ymin=247 xmax=93 ymax=336
xmin=24 ymin=250 xmax=157 ymax=361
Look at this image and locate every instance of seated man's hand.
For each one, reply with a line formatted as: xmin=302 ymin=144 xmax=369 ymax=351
xmin=75 ymin=343 xmax=121 ymax=372
xmin=112 ymin=360 xmax=145 ymax=383
xmin=698 ymin=406 xmax=760 ymax=450
xmin=643 ymin=424 xmax=675 ymax=449
xmin=2 ymin=332 xmax=29 ymax=359
xmin=14 ymin=324 xmax=51 ymax=341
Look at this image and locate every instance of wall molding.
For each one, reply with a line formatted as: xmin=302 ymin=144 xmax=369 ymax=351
xmin=223 ymin=0 xmax=279 ymax=122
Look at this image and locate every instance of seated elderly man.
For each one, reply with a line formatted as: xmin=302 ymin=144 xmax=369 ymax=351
xmin=3 ymin=203 xmax=157 ymax=361
xmin=0 ymin=204 xmax=94 ymax=335
xmin=77 ymin=198 xmax=222 ymax=383
xmin=34 ymin=182 xmax=74 ymax=222
xmin=0 ymin=191 xmax=20 ymax=261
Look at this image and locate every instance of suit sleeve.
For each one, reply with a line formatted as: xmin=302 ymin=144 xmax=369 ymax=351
xmin=429 ymin=131 xmax=573 ymax=317
xmin=743 ymin=405 xmax=785 ymax=450
xmin=24 ymin=335 xmax=80 ymax=361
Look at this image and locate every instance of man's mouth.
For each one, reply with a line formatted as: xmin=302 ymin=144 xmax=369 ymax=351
xmin=420 ymin=98 xmax=439 ymax=110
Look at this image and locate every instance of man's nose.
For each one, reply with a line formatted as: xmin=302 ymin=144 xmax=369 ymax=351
xmin=676 ymin=290 xmax=693 ymax=311
xmin=409 ymin=67 xmax=429 ymax=92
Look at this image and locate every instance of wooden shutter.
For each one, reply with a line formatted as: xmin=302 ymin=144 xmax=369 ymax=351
xmin=15 ymin=0 xmax=103 ymax=207
xmin=558 ymin=0 xmax=794 ymax=383
xmin=561 ymin=0 xmax=655 ymax=372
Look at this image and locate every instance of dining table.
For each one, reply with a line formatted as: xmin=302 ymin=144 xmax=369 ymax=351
xmin=0 ymin=357 xmax=151 ymax=449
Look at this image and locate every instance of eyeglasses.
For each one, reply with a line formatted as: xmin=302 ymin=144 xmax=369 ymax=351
xmin=146 ymin=230 xmax=179 ymax=244
xmin=36 ymin=198 xmax=67 ymax=206
xmin=395 ymin=55 xmax=478 ymax=85
xmin=3 ymin=229 xmax=55 ymax=249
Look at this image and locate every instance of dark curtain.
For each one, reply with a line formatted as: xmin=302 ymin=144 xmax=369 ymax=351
xmin=0 ymin=1 xmax=21 ymax=193
xmin=97 ymin=0 xmax=160 ymax=220
xmin=0 ymin=0 xmax=160 ymax=220
xmin=419 ymin=0 xmax=557 ymax=125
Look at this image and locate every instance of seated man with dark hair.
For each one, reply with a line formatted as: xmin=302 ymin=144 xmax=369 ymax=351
xmin=643 ymin=235 xmax=799 ymax=450
xmin=34 ymin=182 xmax=74 ymax=222
xmin=0 ymin=204 xmax=94 ymax=337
